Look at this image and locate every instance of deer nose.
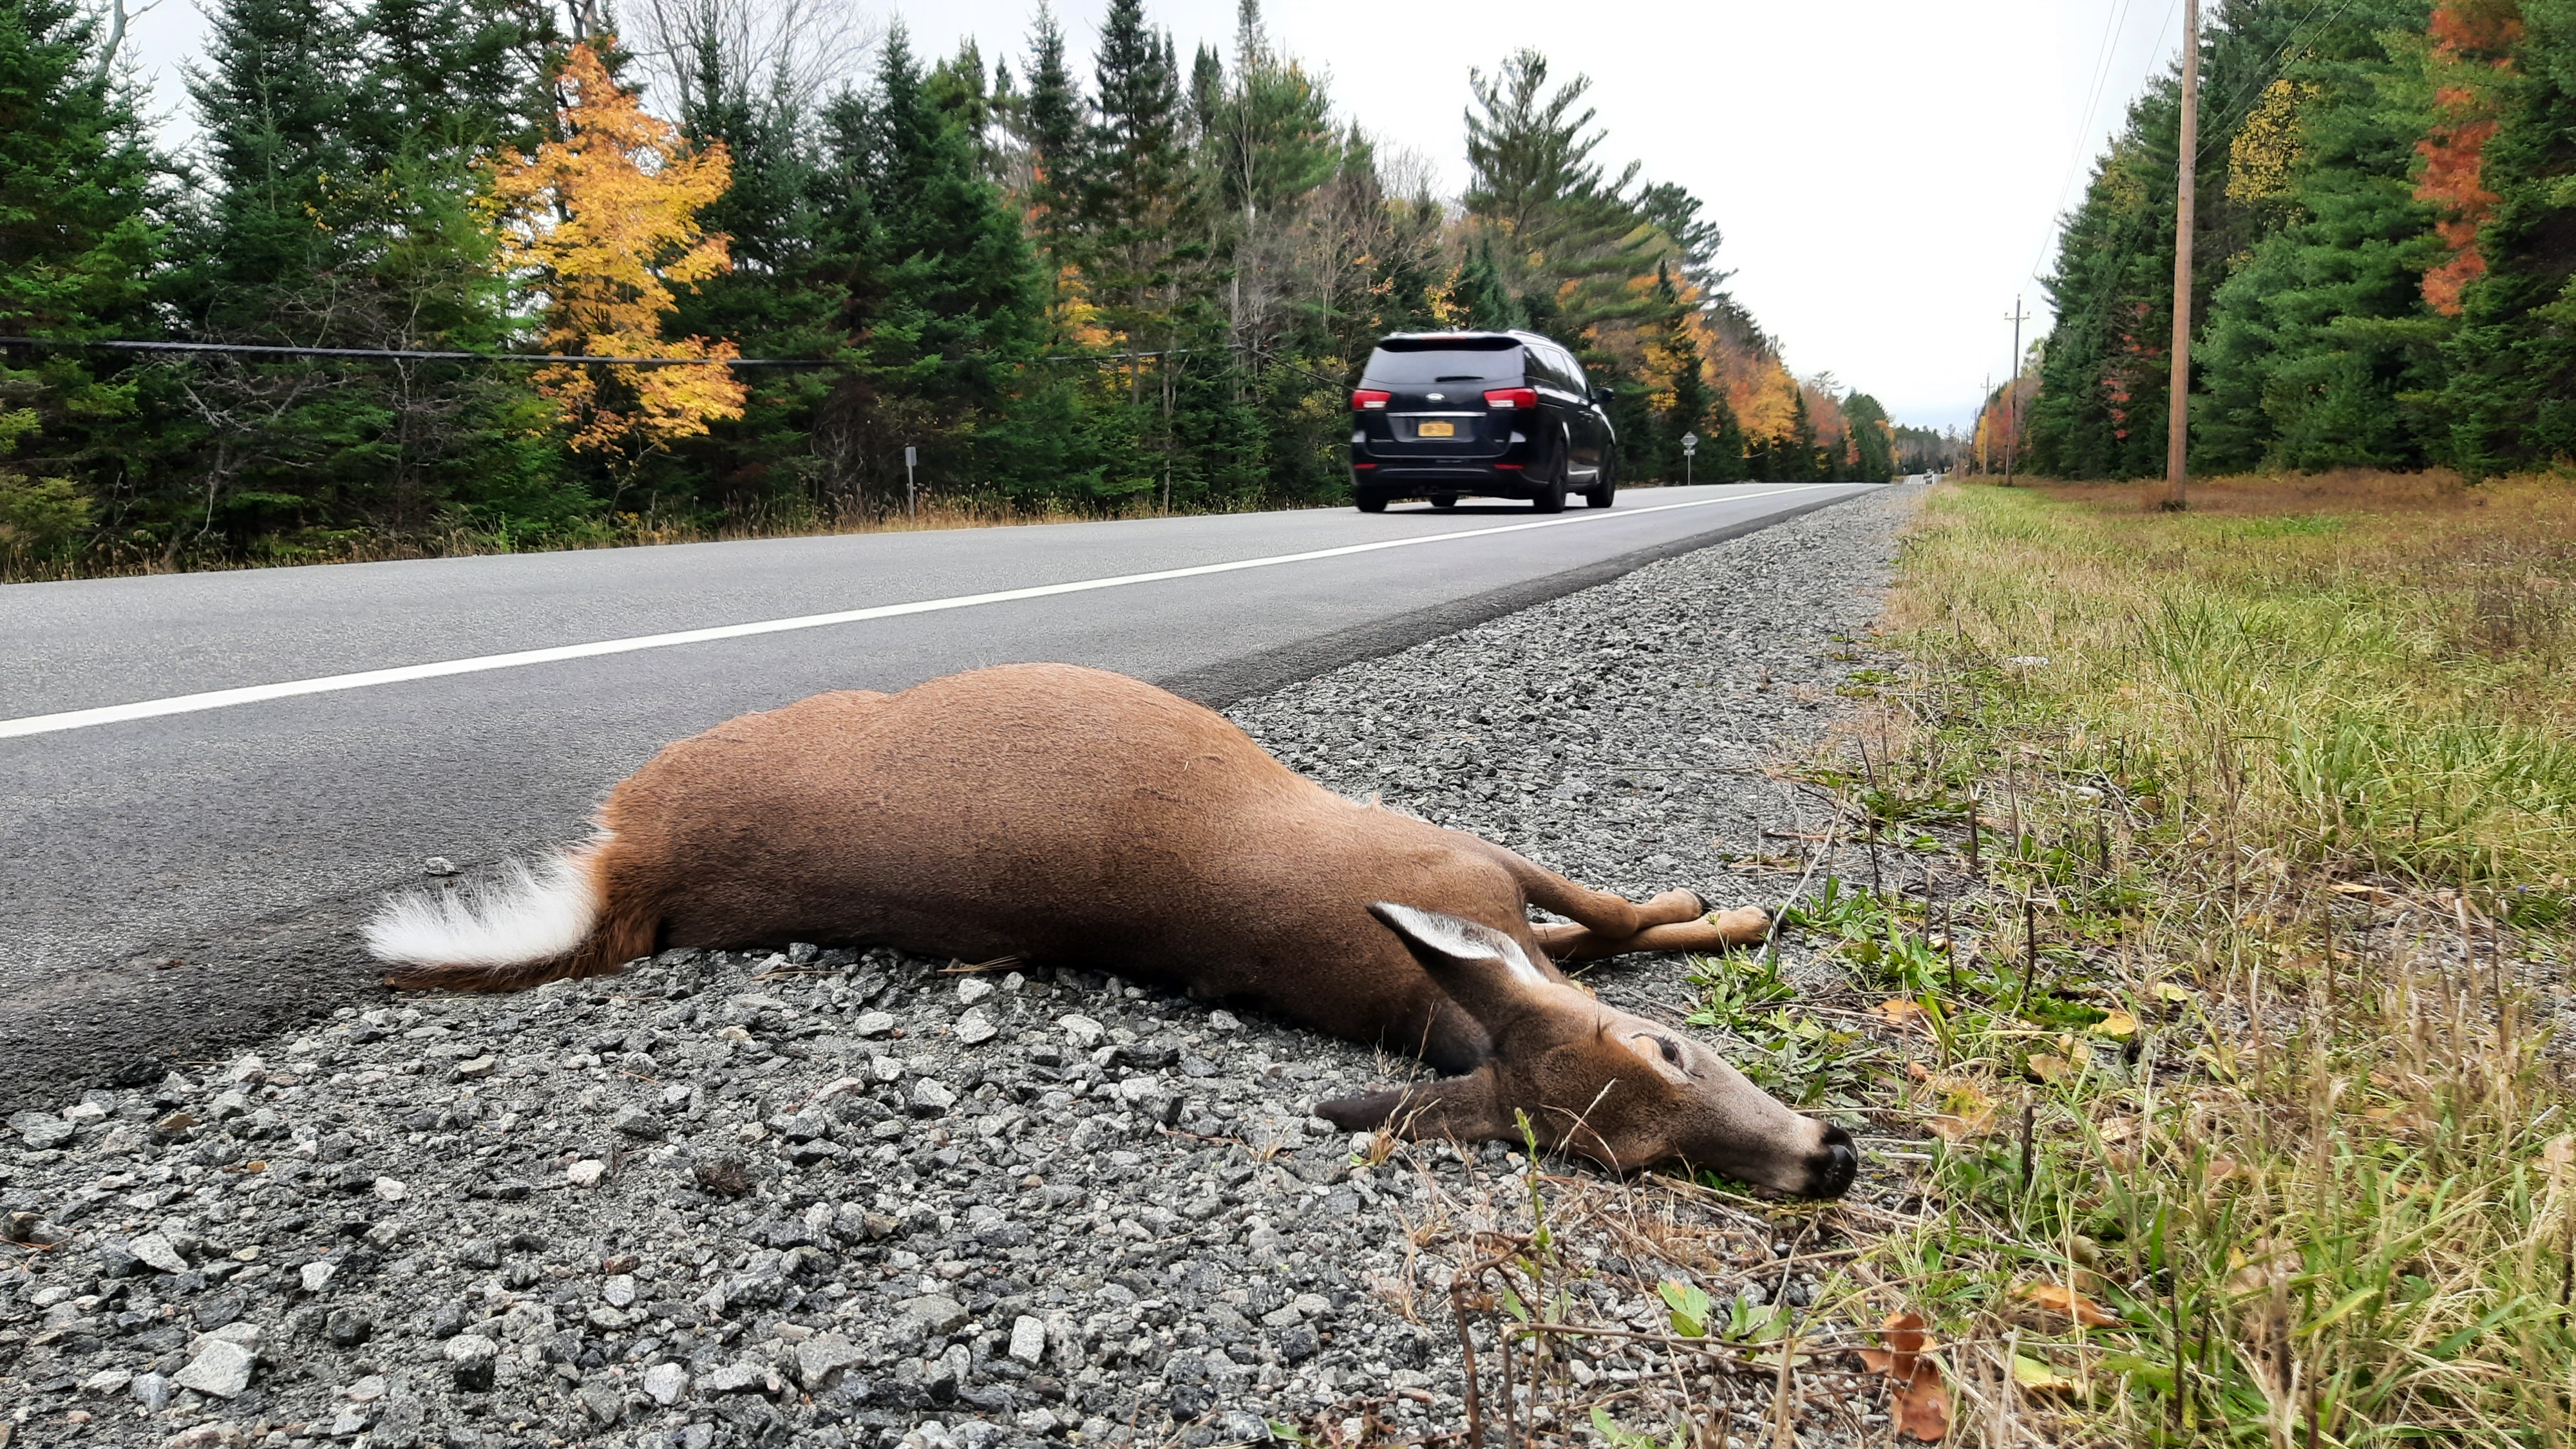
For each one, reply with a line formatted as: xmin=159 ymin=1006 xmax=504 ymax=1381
xmin=1805 ymin=1123 xmax=1859 ymax=1198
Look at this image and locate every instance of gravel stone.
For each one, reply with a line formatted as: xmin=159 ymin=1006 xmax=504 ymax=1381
xmin=643 ymin=1360 xmax=689 ymax=1405
xmin=1009 ymin=1314 xmax=1048 ymax=1365
xmin=442 ymin=1332 xmax=499 ymax=1390
xmin=171 ymin=1336 xmax=255 ymax=1397
xmin=126 ymin=1229 xmax=189 ymax=1273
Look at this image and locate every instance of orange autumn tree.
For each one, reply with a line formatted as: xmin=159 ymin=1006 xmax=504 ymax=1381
xmin=2414 ymin=0 xmax=2524 ymax=314
xmin=487 ymin=42 xmax=744 ymax=464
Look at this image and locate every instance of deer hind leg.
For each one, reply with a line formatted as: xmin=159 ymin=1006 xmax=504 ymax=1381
xmin=1530 ymin=907 xmax=1772 ymax=963
xmin=1479 ymin=843 xmax=1761 ymax=962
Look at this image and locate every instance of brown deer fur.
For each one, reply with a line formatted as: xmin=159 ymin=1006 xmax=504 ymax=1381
xmin=368 ymin=663 xmax=1857 ymax=1197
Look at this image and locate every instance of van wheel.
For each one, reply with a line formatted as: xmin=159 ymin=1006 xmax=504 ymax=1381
xmin=1355 ymin=491 xmax=1388 ymax=513
xmin=1531 ymin=436 xmax=1569 ymax=512
xmin=1430 ymin=495 xmax=1458 ymax=509
xmin=1585 ymin=471 xmax=1616 ymax=508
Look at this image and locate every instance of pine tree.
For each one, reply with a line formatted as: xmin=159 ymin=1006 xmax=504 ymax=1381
xmin=1454 ymin=234 xmax=1520 ymax=330
xmin=1019 ymin=5 xmax=1088 ymax=306
xmin=1842 ymin=392 xmax=1896 ymax=482
xmin=2193 ymin=0 xmax=2445 ymax=472
xmin=1086 ymin=0 xmax=1186 ymax=349
xmin=835 ymin=23 xmax=1046 ymax=502
xmin=1187 ymin=43 xmax=1222 ymax=142
xmin=181 ymin=0 xmax=362 ymax=336
xmin=1643 ymin=261 xmax=1712 ymax=480
xmin=0 ymin=0 xmax=160 ymax=565
xmin=2437 ymin=0 xmax=2576 ymax=473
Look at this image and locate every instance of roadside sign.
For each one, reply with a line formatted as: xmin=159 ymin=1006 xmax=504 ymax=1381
xmin=1680 ymin=432 xmax=1698 ymax=454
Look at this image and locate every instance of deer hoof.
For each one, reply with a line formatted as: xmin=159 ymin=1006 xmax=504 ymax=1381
xmin=1709 ymin=906 xmax=1770 ymax=943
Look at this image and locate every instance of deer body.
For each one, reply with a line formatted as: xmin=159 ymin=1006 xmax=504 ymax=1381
xmin=372 ymin=663 xmax=1857 ymax=1197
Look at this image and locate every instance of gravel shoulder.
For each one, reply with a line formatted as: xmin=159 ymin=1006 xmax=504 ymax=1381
xmin=2 ymin=487 xmax=1920 ymax=1449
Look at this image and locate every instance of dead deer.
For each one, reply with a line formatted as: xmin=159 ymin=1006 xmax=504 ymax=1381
xmin=370 ymin=663 xmax=1858 ymax=1197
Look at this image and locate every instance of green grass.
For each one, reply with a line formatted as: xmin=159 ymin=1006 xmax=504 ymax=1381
xmin=1733 ymin=473 xmax=2576 ymax=1446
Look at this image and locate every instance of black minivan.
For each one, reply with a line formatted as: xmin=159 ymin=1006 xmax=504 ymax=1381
xmin=1347 ymin=330 xmax=1616 ymax=513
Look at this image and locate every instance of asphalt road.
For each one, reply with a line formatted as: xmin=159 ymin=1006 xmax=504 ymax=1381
xmin=0 ymin=482 xmax=1873 ymax=1107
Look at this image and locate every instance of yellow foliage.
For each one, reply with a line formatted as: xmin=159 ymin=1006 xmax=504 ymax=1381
xmin=486 ymin=41 xmax=744 ymax=457
xmin=2228 ymin=79 xmax=2318 ymax=203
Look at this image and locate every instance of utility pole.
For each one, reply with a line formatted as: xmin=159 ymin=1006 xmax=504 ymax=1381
xmin=2003 ymin=296 xmax=2030 ymax=488
xmin=2165 ymin=0 xmax=2201 ymax=510
xmin=1978 ymin=374 xmax=1991 ymax=475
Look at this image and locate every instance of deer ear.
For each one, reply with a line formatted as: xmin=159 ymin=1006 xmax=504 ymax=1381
xmin=1315 ymin=1068 xmax=1510 ymax=1144
xmin=1368 ymin=901 xmax=1547 ymax=1028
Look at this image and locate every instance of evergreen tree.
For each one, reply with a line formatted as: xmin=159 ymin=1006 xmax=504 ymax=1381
xmin=1187 ymin=42 xmax=1222 ymax=142
xmin=1642 ymin=261 xmax=1711 ymax=480
xmin=0 ymin=0 xmax=161 ymax=565
xmin=1842 ymin=392 xmax=1896 ymax=482
xmin=1454 ymin=233 xmax=1520 ymax=329
xmin=1019 ymin=5 xmax=1088 ymax=311
xmin=1086 ymin=0 xmax=1187 ymax=353
xmin=2438 ymin=0 xmax=2576 ymax=473
xmin=837 ymin=24 xmax=1047 ymax=502
xmin=180 ymin=0 xmax=361 ymax=336
xmin=2194 ymin=0 xmax=2446 ymax=472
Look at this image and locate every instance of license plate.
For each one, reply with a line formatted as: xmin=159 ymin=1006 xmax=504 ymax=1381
xmin=1417 ymin=421 xmax=1455 ymax=438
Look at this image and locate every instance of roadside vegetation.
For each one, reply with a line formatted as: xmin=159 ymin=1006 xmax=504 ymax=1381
xmin=1387 ymin=471 xmax=2576 ymax=1446
xmin=1816 ymin=473 xmax=2574 ymax=1443
xmin=0 ymin=0 xmax=1921 ymax=583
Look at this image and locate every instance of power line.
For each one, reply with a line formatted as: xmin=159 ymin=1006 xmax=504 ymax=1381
xmin=2190 ymin=0 xmax=2366 ymax=164
xmin=2028 ymin=0 xmax=2147 ymax=285
xmin=0 ymin=337 xmax=836 ymax=368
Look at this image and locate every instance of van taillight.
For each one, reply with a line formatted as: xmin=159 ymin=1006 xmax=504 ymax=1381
xmin=1351 ymin=389 xmax=1391 ymax=410
xmin=1484 ymin=388 xmax=1537 ymax=410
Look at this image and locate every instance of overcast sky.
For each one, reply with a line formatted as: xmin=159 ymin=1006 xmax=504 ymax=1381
xmin=123 ymin=1 xmax=2192 ymax=431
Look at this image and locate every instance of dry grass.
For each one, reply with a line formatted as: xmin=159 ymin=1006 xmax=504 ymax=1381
xmin=1795 ymin=471 xmax=2576 ymax=1446
xmin=1276 ymin=469 xmax=2576 ymax=1448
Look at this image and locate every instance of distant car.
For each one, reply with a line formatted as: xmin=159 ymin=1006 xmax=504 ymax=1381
xmin=1347 ymin=330 xmax=1616 ymax=513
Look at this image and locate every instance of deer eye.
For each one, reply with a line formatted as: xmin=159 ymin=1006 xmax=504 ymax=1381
xmin=1656 ymin=1037 xmax=1683 ymax=1066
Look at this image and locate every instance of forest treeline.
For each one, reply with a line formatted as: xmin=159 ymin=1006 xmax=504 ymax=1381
xmin=1978 ymin=0 xmax=2575 ymax=481
xmin=0 ymin=0 xmax=1909 ymax=575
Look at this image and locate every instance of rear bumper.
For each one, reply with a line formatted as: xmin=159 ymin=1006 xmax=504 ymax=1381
xmin=1351 ymin=467 xmax=1539 ymax=500
xmin=1351 ymin=441 xmax=1538 ymax=497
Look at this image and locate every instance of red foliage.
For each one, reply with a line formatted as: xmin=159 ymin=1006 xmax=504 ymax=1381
xmin=2414 ymin=3 xmax=2521 ymax=315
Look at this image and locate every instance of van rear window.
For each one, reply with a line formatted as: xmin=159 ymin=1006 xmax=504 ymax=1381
xmin=1361 ymin=341 xmax=1522 ymax=386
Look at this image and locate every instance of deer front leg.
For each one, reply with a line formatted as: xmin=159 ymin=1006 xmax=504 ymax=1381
xmin=1531 ymin=905 xmax=1772 ymax=963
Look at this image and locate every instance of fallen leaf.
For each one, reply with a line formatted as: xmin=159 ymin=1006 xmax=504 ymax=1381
xmin=2089 ymin=1009 xmax=2140 ymax=1039
xmin=1923 ymin=1077 xmax=1998 ymax=1142
xmin=2026 ymin=1053 xmax=2074 ymax=1084
xmin=1858 ymin=1312 xmax=1951 ymax=1441
xmin=2152 ymin=981 xmax=2192 ymax=1004
xmin=2012 ymin=1354 xmax=2077 ymax=1393
xmin=2012 ymin=1280 xmax=2122 ymax=1327
xmin=2540 ymin=1134 xmax=2575 ymax=1187
xmin=1875 ymin=998 xmax=1927 ymax=1023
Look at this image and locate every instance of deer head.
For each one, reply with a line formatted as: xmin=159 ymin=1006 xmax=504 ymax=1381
xmin=1315 ymin=902 xmax=1859 ymax=1198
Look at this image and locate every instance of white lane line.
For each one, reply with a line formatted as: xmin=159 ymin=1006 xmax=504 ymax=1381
xmin=2 ymin=486 xmax=1837 ymax=739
